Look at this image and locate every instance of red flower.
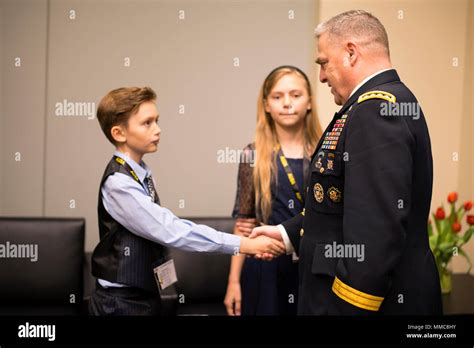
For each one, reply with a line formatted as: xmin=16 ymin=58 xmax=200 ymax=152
xmin=447 ymin=192 xmax=458 ymax=203
xmin=435 ymin=207 xmax=445 ymax=220
xmin=464 ymin=201 xmax=473 ymax=211
xmin=467 ymin=215 xmax=474 ymax=226
xmin=452 ymin=222 xmax=462 ymax=233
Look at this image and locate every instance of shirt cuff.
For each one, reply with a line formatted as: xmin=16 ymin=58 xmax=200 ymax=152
xmin=277 ymin=224 xmax=294 ymax=255
xmin=219 ymin=233 xmax=242 ymax=255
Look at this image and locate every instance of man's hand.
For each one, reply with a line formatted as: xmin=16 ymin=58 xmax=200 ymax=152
xmin=249 ymin=225 xmax=283 ymax=240
xmin=235 ymin=218 xmax=257 ymax=237
xmin=249 ymin=225 xmax=284 ymax=261
xmin=239 ymin=235 xmax=285 ymax=256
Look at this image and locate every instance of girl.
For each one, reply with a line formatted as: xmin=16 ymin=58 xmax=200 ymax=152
xmin=224 ymin=66 xmax=322 ymax=315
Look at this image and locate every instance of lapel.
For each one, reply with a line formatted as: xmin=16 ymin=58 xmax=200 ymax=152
xmin=312 ymin=69 xmax=401 ymax=160
xmin=337 ymin=69 xmax=401 ymax=116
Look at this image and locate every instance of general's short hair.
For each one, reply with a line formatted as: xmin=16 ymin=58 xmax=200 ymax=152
xmin=315 ymin=10 xmax=390 ymax=55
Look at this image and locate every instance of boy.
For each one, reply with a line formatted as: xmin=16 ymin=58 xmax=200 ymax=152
xmin=89 ymin=87 xmax=284 ymax=315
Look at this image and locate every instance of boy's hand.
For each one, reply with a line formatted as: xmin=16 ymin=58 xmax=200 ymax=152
xmin=239 ymin=236 xmax=285 ymax=256
xmin=249 ymin=225 xmax=284 ymax=261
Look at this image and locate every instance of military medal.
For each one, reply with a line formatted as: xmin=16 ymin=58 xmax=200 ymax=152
xmin=321 ymin=114 xmax=349 ymax=150
xmin=327 ymin=159 xmax=334 ymax=171
xmin=314 ymin=183 xmax=324 ymax=203
xmin=314 ymin=151 xmax=326 ymax=173
xmin=315 ymin=157 xmax=322 ymax=169
xmin=328 ymin=186 xmax=342 ymax=203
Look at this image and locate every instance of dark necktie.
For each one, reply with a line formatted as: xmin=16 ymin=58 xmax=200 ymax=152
xmin=145 ymin=174 xmax=160 ymax=205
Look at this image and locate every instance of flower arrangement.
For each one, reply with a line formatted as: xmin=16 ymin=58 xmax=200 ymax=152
xmin=428 ymin=192 xmax=474 ymax=294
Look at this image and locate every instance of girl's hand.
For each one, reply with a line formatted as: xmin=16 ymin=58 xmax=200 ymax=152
xmin=235 ymin=218 xmax=257 ymax=237
xmin=223 ymin=281 xmax=242 ymax=316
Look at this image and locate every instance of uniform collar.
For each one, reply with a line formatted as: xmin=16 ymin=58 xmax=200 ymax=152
xmin=348 ymin=68 xmax=393 ymax=99
xmin=312 ymin=69 xmax=401 ymax=159
xmin=114 ymin=150 xmax=151 ymax=183
xmin=338 ymin=69 xmax=400 ymax=115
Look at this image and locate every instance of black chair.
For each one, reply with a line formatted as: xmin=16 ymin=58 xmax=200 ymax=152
xmin=0 ymin=217 xmax=85 ymax=315
xmin=83 ymin=217 xmax=236 ymax=316
xmin=170 ymin=217 xmax=235 ymax=316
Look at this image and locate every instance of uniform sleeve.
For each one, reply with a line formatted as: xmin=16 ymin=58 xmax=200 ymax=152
xmin=231 ymin=144 xmax=257 ymax=219
xmin=330 ymin=99 xmax=415 ymax=314
xmin=281 ymin=213 xmax=304 ymax=255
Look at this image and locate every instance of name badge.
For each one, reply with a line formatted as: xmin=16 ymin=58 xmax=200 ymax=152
xmin=153 ymin=259 xmax=178 ymax=291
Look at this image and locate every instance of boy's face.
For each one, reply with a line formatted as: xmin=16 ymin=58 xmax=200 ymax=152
xmin=115 ymin=101 xmax=161 ymax=162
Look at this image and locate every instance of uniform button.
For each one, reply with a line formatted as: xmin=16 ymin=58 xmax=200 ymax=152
xmin=300 ymin=228 xmax=304 ymax=237
xmin=302 ymin=208 xmax=305 ymax=216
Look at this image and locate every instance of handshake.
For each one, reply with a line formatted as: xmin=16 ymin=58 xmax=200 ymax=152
xmin=238 ymin=219 xmax=286 ymax=260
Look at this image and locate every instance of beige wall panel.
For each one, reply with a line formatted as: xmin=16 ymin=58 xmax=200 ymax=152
xmin=0 ymin=0 xmax=47 ymax=216
xmin=452 ymin=0 xmax=473 ymax=274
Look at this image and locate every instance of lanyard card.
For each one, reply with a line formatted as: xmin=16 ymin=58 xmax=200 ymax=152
xmin=153 ymin=259 xmax=178 ymax=291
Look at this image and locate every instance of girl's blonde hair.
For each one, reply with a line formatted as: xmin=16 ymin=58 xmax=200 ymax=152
xmin=254 ymin=66 xmax=322 ymax=223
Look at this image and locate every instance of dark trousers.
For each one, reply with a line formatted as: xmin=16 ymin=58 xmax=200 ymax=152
xmin=88 ymin=282 xmax=162 ymax=316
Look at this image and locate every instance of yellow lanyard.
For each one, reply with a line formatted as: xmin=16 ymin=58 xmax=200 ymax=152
xmin=276 ymin=145 xmax=304 ymax=204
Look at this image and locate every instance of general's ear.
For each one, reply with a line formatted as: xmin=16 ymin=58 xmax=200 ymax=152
xmin=111 ymin=125 xmax=126 ymax=144
xmin=345 ymin=41 xmax=358 ymax=66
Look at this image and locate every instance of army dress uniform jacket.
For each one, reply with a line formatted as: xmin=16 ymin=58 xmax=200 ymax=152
xmin=282 ymin=69 xmax=442 ymax=315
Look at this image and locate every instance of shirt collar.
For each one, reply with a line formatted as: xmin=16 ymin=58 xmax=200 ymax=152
xmin=348 ymin=68 xmax=393 ymax=99
xmin=114 ymin=150 xmax=151 ymax=183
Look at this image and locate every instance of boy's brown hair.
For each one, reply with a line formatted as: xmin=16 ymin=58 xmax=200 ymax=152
xmin=97 ymin=87 xmax=157 ymax=145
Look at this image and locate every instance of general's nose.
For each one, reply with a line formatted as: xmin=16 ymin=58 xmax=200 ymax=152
xmin=319 ymin=68 xmax=327 ymax=83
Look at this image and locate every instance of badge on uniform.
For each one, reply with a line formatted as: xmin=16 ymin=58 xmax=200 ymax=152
xmin=314 ymin=183 xmax=324 ymax=203
xmin=328 ymin=186 xmax=342 ymax=203
xmin=321 ymin=114 xmax=349 ymax=150
xmin=315 ymin=157 xmax=322 ymax=170
xmin=153 ymin=259 xmax=178 ymax=291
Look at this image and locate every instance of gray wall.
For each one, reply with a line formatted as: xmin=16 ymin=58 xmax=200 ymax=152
xmin=1 ymin=0 xmax=319 ymax=251
xmin=1 ymin=0 xmax=48 ymax=217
